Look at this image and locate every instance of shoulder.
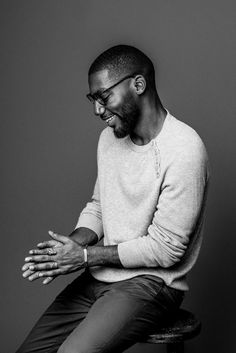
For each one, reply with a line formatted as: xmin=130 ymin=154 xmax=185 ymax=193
xmin=164 ymin=112 xmax=208 ymax=162
xmin=160 ymin=112 xmax=209 ymax=179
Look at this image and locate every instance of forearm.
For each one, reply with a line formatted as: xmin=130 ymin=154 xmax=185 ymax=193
xmin=23 ymin=236 xmax=123 ymax=283
xmin=69 ymin=227 xmax=99 ymax=246
xmin=87 ymin=245 xmax=123 ymax=268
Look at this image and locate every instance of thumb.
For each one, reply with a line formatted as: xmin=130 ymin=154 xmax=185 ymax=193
xmin=48 ymin=230 xmax=69 ymax=244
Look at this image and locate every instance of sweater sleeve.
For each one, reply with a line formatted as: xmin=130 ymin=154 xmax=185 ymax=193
xmin=118 ymin=142 xmax=209 ymax=268
xmin=75 ymin=177 xmax=104 ymax=241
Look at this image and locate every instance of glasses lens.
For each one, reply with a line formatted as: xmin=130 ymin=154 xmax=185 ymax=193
xmin=87 ymin=94 xmax=94 ymax=103
xmin=96 ymin=97 xmax=105 ymax=106
xmin=87 ymin=94 xmax=106 ymax=106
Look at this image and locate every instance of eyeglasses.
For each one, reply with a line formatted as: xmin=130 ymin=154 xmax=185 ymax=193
xmin=86 ymin=74 xmax=136 ymax=106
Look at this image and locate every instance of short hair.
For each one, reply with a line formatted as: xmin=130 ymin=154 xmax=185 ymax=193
xmin=88 ymin=45 xmax=156 ymax=90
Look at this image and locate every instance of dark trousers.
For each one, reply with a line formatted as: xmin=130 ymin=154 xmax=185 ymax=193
xmin=16 ymin=270 xmax=184 ymax=353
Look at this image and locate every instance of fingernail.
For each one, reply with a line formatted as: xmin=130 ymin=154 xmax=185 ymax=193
xmin=37 ymin=243 xmax=43 ymax=247
xmin=29 ymin=250 xmax=33 ymax=254
xmin=29 ymin=266 xmax=34 ymax=270
xmin=25 ymin=257 xmax=31 ymax=262
xmin=22 ymin=273 xmax=27 ymax=278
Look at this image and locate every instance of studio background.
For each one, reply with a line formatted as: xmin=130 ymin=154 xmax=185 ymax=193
xmin=1 ymin=1 xmax=235 ymax=352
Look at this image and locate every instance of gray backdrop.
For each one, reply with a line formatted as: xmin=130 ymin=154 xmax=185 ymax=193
xmin=1 ymin=1 xmax=235 ymax=352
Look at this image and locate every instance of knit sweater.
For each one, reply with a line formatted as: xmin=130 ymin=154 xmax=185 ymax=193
xmin=76 ymin=110 xmax=209 ymax=291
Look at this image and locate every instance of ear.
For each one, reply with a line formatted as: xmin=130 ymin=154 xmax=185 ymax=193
xmin=133 ymin=75 xmax=146 ymax=95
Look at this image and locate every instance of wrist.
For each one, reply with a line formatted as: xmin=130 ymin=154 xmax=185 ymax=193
xmin=69 ymin=227 xmax=99 ymax=246
xmin=83 ymin=245 xmax=88 ymax=268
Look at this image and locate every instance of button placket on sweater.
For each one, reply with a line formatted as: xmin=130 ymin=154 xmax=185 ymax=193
xmin=152 ymin=140 xmax=161 ymax=178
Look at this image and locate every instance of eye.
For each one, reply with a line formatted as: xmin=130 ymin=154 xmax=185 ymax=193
xmin=101 ymin=94 xmax=111 ymax=104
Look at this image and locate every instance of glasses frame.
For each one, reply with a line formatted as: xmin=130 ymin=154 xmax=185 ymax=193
xmin=86 ymin=73 xmax=137 ymax=106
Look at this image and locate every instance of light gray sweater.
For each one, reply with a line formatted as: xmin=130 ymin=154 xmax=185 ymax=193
xmin=76 ymin=110 xmax=209 ymax=291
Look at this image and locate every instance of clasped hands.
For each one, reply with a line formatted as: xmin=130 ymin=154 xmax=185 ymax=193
xmin=22 ymin=231 xmax=85 ymax=285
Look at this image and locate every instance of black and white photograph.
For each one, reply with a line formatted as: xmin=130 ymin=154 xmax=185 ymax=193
xmin=1 ymin=1 xmax=235 ymax=352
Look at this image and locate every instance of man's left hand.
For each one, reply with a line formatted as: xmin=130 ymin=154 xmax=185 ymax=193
xmin=23 ymin=231 xmax=85 ymax=281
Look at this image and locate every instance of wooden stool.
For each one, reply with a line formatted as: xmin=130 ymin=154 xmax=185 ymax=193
xmin=141 ymin=309 xmax=201 ymax=353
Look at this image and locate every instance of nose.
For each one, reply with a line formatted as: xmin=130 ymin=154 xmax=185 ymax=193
xmin=94 ymin=101 xmax=106 ymax=117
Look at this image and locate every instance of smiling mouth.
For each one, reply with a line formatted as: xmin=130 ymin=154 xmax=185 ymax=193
xmin=105 ymin=115 xmax=115 ymax=124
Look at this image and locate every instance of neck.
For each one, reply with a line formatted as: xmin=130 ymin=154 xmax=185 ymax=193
xmin=130 ymin=93 xmax=167 ymax=146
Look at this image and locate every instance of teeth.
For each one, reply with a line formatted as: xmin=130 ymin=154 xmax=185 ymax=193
xmin=106 ymin=115 xmax=114 ymax=123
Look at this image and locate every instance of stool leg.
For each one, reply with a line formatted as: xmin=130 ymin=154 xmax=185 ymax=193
xmin=166 ymin=342 xmax=184 ymax=353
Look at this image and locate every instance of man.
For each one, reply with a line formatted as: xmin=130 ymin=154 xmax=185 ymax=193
xmin=18 ymin=45 xmax=209 ymax=353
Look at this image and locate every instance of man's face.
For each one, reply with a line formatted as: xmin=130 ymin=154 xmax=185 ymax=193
xmin=88 ymin=70 xmax=140 ymax=138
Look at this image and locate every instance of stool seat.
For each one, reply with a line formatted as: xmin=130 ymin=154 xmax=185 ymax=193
xmin=142 ymin=309 xmax=201 ymax=344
